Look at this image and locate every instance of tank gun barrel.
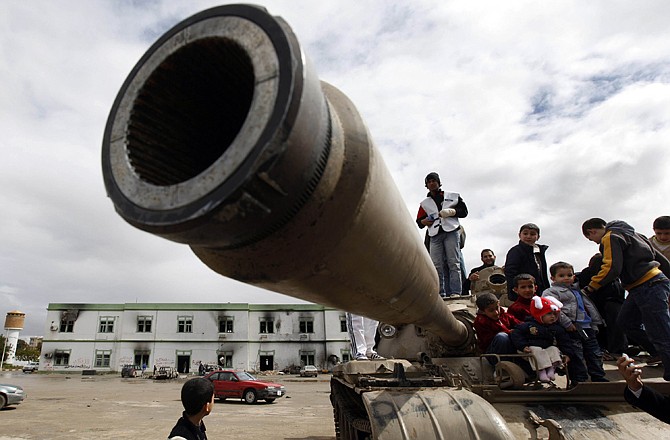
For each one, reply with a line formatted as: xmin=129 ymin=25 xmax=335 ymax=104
xmin=101 ymin=4 xmax=468 ymax=346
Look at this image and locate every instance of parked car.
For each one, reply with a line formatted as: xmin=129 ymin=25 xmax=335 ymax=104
xmin=121 ymin=364 xmax=141 ymax=378
xmin=299 ymin=365 xmax=318 ymax=377
xmin=0 ymin=383 xmax=26 ymax=409
xmin=22 ymin=362 xmax=39 ymax=373
xmin=205 ymin=370 xmax=286 ymax=404
xmin=155 ymin=366 xmax=179 ymax=380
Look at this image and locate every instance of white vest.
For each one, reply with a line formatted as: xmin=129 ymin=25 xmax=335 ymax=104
xmin=421 ymin=192 xmax=461 ymax=236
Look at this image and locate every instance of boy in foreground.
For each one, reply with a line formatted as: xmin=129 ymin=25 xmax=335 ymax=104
xmin=168 ymin=377 xmax=215 ymax=440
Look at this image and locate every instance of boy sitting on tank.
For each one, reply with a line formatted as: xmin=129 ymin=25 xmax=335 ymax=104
xmin=542 ymin=261 xmax=608 ymax=383
xmin=510 ymin=296 xmax=575 ymax=383
xmin=474 ymin=293 xmax=522 ymax=365
xmin=507 ymin=274 xmax=538 ymax=322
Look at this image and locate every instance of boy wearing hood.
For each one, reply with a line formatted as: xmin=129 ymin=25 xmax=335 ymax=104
xmin=582 ymin=218 xmax=670 ymax=381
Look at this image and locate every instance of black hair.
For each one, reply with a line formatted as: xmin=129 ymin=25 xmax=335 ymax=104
xmin=519 ymin=223 xmax=540 ymax=234
xmin=549 ymin=261 xmax=574 ymax=276
xmin=181 ymin=377 xmax=215 ymax=416
xmin=588 ymin=253 xmax=603 ymax=270
xmin=480 ymin=249 xmax=495 ymax=258
xmin=581 ymin=218 xmax=606 ymax=236
xmin=476 ymin=292 xmax=498 ymax=311
xmin=653 ymin=216 xmax=670 ymax=230
xmin=512 ymin=273 xmax=535 ymax=288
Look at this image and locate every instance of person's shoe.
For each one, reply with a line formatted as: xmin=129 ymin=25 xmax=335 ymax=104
xmin=367 ymin=353 xmax=386 ymax=360
xmin=645 ymin=355 xmax=663 ymax=366
xmin=538 ymin=369 xmax=550 ymax=383
xmin=355 ymin=354 xmax=368 ymax=361
xmin=448 ymin=293 xmax=461 ymax=298
xmin=546 ymin=366 xmax=556 ymax=381
xmin=601 ymin=351 xmax=616 ymax=361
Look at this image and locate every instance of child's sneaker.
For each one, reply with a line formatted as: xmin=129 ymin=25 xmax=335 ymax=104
xmin=367 ymin=352 xmax=386 ymax=360
xmin=546 ymin=366 xmax=556 ymax=381
xmin=538 ymin=369 xmax=550 ymax=383
xmin=355 ymin=353 xmax=368 ymax=361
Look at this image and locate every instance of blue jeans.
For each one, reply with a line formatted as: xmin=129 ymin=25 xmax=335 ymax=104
xmin=485 ymin=332 xmax=516 ymax=365
xmin=429 ymin=229 xmax=462 ymax=296
xmin=567 ymin=327 xmax=606 ymax=382
xmin=617 ymin=274 xmax=670 ymax=381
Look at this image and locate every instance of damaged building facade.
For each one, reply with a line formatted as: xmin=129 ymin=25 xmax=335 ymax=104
xmin=40 ymin=303 xmax=352 ymax=373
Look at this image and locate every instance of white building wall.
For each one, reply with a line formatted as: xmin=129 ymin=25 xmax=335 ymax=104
xmin=40 ymin=304 xmax=352 ymax=373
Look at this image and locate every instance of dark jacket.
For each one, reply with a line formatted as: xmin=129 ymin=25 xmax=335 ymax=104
xmin=589 ymin=220 xmax=670 ymax=291
xmin=510 ymin=317 xmax=577 ymax=358
xmin=624 ymin=385 xmax=670 ymax=425
xmin=168 ymin=413 xmax=207 ymax=440
xmin=577 ymin=265 xmax=625 ymax=308
xmin=504 ymin=241 xmax=549 ymax=300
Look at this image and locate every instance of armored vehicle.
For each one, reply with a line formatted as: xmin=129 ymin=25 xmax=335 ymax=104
xmin=101 ymin=4 xmax=670 ymax=439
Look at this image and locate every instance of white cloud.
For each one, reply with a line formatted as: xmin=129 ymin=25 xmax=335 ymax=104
xmin=1 ymin=0 xmax=669 ymax=335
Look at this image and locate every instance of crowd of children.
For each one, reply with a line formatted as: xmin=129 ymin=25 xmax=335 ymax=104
xmin=472 ymin=216 xmax=670 ymax=386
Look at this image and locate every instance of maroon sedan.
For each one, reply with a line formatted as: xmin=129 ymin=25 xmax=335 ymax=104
xmin=204 ymin=370 xmax=286 ymax=404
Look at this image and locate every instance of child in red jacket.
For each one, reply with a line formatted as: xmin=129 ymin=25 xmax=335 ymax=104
xmin=507 ymin=274 xmax=538 ymax=321
xmin=474 ymin=293 xmax=522 ymax=364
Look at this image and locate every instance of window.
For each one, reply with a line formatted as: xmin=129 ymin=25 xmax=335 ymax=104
xmin=137 ymin=316 xmax=153 ymax=333
xmin=60 ymin=320 xmax=74 ymax=333
xmin=94 ymin=350 xmax=111 ymax=367
xmin=177 ymin=316 xmax=193 ymax=333
xmin=218 ymin=351 xmax=233 ymax=368
xmin=300 ymin=350 xmax=315 ymax=366
xmin=299 ymin=318 xmax=314 ymax=333
xmin=218 ymin=316 xmax=234 ymax=333
xmin=341 ymin=350 xmax=351 ymax=363
xmin=135 ymin=351 xmax=150 ymax=367
xmin=54 ymin=350 xmax=70 ymax=366
xmin=259 ymin=318 xmax=274 ymax=334
xmin=340 ymin=316 xmax=347 ymax=332
xmin=98 ymin=317 xmax=115 ymax=333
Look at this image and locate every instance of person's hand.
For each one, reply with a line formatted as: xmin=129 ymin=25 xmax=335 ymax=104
xmin=420 ymin=218 xmax=435 ymax=226
xmin=469 ymin=272 xmax=480 ymax=281
xmin=523 ymin=346 xmax=531 ymax=353
xmin=563 ymin=355 xmax=570 ymax=364
xmin=566 ymin=324 xmax=577 ymax=332
xmin=439 ymin=208 xmax=456 ymax=218
xmin=617 ymin=355 xmax=643 ymax=392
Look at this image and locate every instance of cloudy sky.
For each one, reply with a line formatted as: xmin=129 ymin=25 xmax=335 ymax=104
xmin=2 ymin=0 xmax=669 ymax=336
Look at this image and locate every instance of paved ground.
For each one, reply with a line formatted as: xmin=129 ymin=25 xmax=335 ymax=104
xmin=2 ymin=360 xmax=669 ymax=439
xmin=0 ymin=371 xmax=335 ymax=440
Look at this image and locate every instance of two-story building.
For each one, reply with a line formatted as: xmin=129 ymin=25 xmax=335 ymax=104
xmin=41 ymin=303 xmax=352 ymax=373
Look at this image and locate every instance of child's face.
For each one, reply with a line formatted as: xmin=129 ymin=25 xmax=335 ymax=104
xmin=541 ymin=310 xmax=559 ymax=325
xmin=519 ymin=228 xmax=539 ymax=246
xmin=482 ymin=301 xmax=501 ymax=320
xmin=654 ymin=228 xmax=670 ymax=244
xmin=551 ymin=268 xmax=574 ymax=285
xmin=513 ymin=279 xmax=537 ymax=299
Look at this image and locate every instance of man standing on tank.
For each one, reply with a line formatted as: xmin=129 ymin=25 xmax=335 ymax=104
xmin=416 ymin=172 xmax=468 ymax=298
